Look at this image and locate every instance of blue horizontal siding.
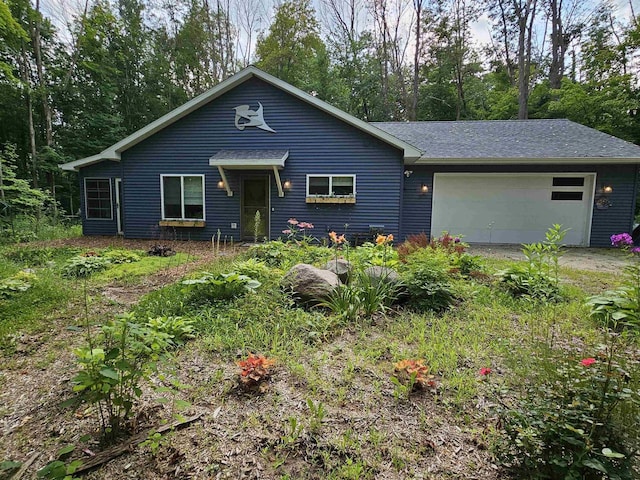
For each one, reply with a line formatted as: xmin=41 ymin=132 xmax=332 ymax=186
xmin=79 ymin=161 xmax=122 ymax=236
xmin=401 ymin=164 xmax=638 ymax=247
xmin=119 ymin=77 xmax=404 ymax=241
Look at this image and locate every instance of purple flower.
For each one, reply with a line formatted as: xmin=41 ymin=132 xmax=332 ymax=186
xmin=611 ymin=233 xmax=633 ymax=247
xmin=632 ymin=247 xmax=640 ymax=254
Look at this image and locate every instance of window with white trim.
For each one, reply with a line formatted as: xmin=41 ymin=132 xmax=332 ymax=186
xmin=85 ymin=178 xmax=113 ymax=219
xmin=306 ymin=175 xmax=356 ymax=197
xmin=161 ymin=175 xmax=205 ymax=220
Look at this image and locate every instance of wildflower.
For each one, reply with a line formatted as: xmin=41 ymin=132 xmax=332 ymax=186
xmin=329 ymin=231 xmax=345 ymax=244
xmin=288 ymin=218 xmax=299 ymax=226
xmin=282 ymin=229 xmax=292 ymax=235
xmin=580 ymin=357 xmax=596 ymax=367
xmin=611 ymin=233 xmax=633 ymax=247
xmin=479 ymin=367 xmax=492 ymax=376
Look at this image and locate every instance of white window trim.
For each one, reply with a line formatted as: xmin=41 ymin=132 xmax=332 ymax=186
xmin=160 ymin=174 xmax=206 ymax=221
xmin=306 ymin=174 xmax=357 ymax=197
xmin=84 ymin=177 xmax=113 ymax=221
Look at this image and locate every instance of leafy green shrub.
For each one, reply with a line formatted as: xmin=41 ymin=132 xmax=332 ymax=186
xmin=350 ymin=241 xmax=399 ymax=268
xmin=401 ymin=250 xmax=455 ymax=312
xmin=248 ymin=240 xmax=332 ymax=269
xmin=452 ymin=253 xmax=484 ymax=277
xmin=62 ymin=255 xmax=111 ymax=278
xmin=498 ymin=225 xmax=567 ymax=302
xmin=498 ymin=265 xmax=561 ymax=302
xmin=495 ymin=352 xmax=640 ymax=479
xmin=72 ymin=313 xmax=172 ymax=441
xmin=145 ymin=316 xmax=195 ymax=346
xmin=182 ymin=271 xmax=261 ymax=303
xmin=586 ymin=261 xmax=640 ymax=330
xmin=248 ymin=240 xmax=289 ymax=266
xmin=233 ymin=258 xmax=272 ymax=281
xmin=101 ymin=249 xmax=141 ymax=264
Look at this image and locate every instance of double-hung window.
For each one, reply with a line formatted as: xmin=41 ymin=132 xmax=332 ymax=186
xmin=85 ymin=178 xmax=113 ymax=219
xmin=306 ymin=175 xmax=356 ymax=197
xmin=161 ymin=175 xmax=205 ymax=220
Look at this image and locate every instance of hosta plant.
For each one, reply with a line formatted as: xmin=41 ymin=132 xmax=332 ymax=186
xmin=62 ymin=255 xmax=111 ymax=278
xmin=182 ymin=271 xmax=261 ymax=303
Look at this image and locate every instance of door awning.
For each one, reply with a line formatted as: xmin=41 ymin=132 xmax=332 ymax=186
xmin=209 ymin=150 xmax=289 ymax=197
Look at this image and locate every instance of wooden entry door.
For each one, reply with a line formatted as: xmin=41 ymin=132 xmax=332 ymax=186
xmin=242 ymin=177 xmax=269 ymax=241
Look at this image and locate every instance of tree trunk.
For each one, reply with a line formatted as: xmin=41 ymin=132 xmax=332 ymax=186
xmin=19 ymin=42 xmax=38 ymax=187
xmin=411 ymin=0 xmax=423 ymax=121
xmin=32 ymin=0 xmax=53 ymax=146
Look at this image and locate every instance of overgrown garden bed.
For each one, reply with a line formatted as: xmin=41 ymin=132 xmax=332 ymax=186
xmin=0 ymin=228 xmax=638 ymax=480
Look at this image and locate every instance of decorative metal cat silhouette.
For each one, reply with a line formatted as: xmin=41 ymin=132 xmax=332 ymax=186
xmin=234 ymin=102 xmax=276 ymax=133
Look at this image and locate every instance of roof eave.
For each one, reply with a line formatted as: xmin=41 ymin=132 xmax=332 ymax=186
xmin=413 ymin=156 xmax=640 ymax=165
xmin=59 ymin=153 xmax=120 ymax=171
xmin=61 ymin=66 xmax=421 ymax=171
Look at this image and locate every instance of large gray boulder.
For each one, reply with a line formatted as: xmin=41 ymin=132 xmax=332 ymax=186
xmin=363 ymin=266 xmax=401 ymax=286
xmin=323 ymin=258 xmax=352 ymax=283
xmin=282 ymin=264 xmax=340 ymax=304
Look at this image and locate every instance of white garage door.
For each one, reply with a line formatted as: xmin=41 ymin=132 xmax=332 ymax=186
xmin=431 ymin=173 xmax=595 ymax=246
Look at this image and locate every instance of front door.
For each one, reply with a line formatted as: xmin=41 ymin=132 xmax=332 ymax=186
xmin=242 ymin=177 xmax=269 ymax=241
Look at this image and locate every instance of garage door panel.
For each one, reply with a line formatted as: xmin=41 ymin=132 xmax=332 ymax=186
xmin=431 ymin=174 xmax=593 ymax=246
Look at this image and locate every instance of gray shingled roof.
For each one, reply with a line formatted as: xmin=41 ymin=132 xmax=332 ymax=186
xmin=210 ymin=150 xmax=288 ymax=160
xmin=372 ymin=119 xmax=640 ymax=159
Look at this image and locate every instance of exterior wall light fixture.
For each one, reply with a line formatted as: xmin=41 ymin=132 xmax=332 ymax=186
xmin=420 ymin=184 xmax=429 ymax=193
xmin=217 ymin=180 xmax=225 ymax=189
xmin=603 ymin=185 xmax=613 ymax=193
xmin=283 ymin=179 xmax=292 ymax=190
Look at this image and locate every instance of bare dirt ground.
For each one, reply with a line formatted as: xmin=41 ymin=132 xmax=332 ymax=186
xmin=0 ymin=238 xmax=620 ymax=479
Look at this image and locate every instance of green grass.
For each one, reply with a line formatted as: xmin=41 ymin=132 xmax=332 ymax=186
xmin=0 ymin=263 xmax=74 ymax=347
xmin=3 ymin=240 xmax=639 ymax=478
xmin=93 ymin=252 xmax=191 ymax=283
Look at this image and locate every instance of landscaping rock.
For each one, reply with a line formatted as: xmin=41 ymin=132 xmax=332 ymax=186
xmin=323 ymin=258 xmax=352 ymax=283
xmin=364 ymin=266 xmax=401 ymax=285
xmin=282 ymin=264 xmax=340 ymax=304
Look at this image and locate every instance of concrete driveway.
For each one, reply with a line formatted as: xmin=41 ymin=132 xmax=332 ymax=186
xmin=467 ymin=244 xmax=630 ymax=273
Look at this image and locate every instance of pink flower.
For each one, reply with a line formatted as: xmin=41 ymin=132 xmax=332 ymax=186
xmin=479 ymin=367 xmax=492 ymax=376
xmin=611 ymin=233 xmax=633 ymax=247
xmin=298 ymin=222 xmax=314 ymax=229
xmin=580 ymin=358 xmax=596 ymax=367
xmin=287 ymin=218 xmax=299 ymax=226
xmin=282 ymin=229 xmax=292 ymax=235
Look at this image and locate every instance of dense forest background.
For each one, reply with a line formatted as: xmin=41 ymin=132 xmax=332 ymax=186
xmin=0 ymin=0 xmax=639 ymax=215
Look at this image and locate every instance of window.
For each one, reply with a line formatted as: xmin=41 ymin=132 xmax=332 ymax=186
xmin=552 ymin=191 xmax=583 ymax=201
xmin=85 ymin=178 xmax=112 ymax=219
xmin=553 ymin=177 xmax=584 ymax=187
xmin=161 ymin=175 xmax=205 ymax=220
xmin=306 ymin=175 xmax=356 ymax=197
